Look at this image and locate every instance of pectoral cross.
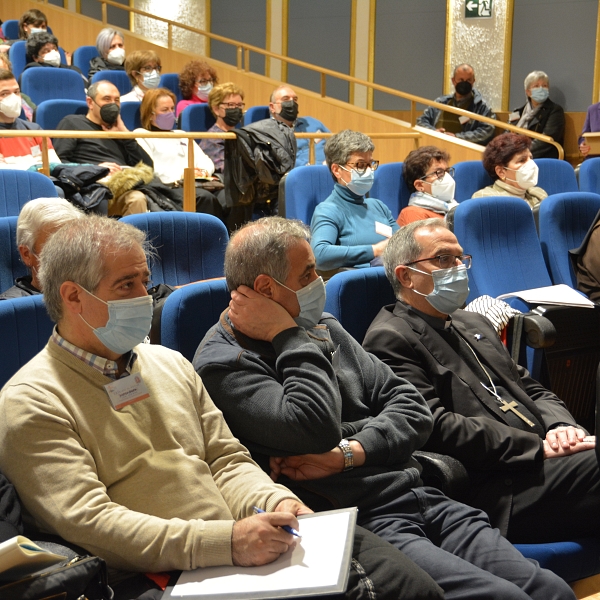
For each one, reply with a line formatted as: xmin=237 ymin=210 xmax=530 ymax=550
xmin=481 ymin=383 xmax=535 ymax=427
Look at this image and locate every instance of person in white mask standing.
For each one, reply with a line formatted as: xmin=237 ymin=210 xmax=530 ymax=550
xmin=472 ymin=132 xmax=547 ymax=209
xmin=88 ymin=27 xmax=126 ymax=83
xmin=120 ymin=50 xmax=162 ymax=103
xmin=398 ymin=146 xmax=459 ymax=226
xmin=310 ymin=129 xmax=399 ymax=275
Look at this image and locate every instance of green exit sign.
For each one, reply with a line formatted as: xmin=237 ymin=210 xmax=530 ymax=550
xmin=465 ymin=0 xmax=493 ymax=18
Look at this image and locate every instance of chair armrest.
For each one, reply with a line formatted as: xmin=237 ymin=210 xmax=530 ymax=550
xmin=412 ymin=450 xmax=470 ymax=501
xmin=522 ymin=313 xmax=556 ymax=349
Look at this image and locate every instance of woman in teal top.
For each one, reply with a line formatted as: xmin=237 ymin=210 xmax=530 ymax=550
xmin=310 ymin=130 xmax=399 ymax=272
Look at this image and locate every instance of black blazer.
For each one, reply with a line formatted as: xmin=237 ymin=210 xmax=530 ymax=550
xmin=511 ymin=98 xmax=565 ymax=159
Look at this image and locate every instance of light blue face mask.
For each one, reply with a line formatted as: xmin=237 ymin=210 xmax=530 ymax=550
xmin=80 ymin=288 xmax=153 ymax=354
xmin=530 ymin=86 xmax=549 ymax=104
xmin=143 ymin=70 xmax=161 ymax=89
xmin=340 ymin=166 xmax=375 ymax=196
xmin=275 ymin=276 xmax=326 ymax=329
xmin=409 ymin=264 xmax=470 ymax=314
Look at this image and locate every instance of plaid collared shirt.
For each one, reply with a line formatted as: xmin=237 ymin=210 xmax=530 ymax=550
xmin=52 ymin=327 xmax=137 ymax=380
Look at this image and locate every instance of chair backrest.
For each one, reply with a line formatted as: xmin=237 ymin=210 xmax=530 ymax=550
xmin=0 ymin=171 xmax=58 ymax=217
xmin=179 ymin=103 xmax=216 ymax=133
xmin=160 ymin=278 xmax=230 ymax=362
xmin=280 ymin=165 xmax=334 ymax=224
xmin=8 ymin=40 xmax=27 ymax=79
xmin=535 ymin=158 xmax=578 ymax=195
xmin=0 ymin=295 xmax=54 ymax=389
xmin=538 ymin=192 xmax=600 ymax=287
xmin=324 ymin=267 xmax=395 ymax=344
xmin=120 ymin=212 xmax=228 ymax=286
xmin=20 ymin=68 xmax=86 ymax=105
xmin=578 ymin=157 xmax=600 ymax=195
xmin=0 ymin=217 xmax=27 ymax=294
xmin=453 ymin=160 xmax=493 ymax=201
xmin=90 ymin=70 xmax=132 ymax=95
xmin=453 ymin=196 xmax=553 ymax=303
xmin=34 ymin=99 xmax=88 ymax=130
xmin=120 ymin=101 xmax=141 ymax=131
xmin=243 ymin=105 xmax=270 ymax=126
xmin=370 ymin=162 xmax=411 ymax=218
xmin=159 ymin=73 xmax=182 ymax=103
xmin=1 ymin=20 xmax=19 ymax=40
xmin=72 ymin=45 xmax=99 ymax=75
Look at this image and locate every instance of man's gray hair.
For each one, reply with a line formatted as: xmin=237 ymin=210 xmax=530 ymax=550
xmin=39 ymin=215 xmax=151 ymax=323
xmin=383 ymin=219 xmax=449 ymax=298
xmin=95 ymin=27 xmax=123 ymax=58
xmin=17 ymin=198 xmax=84 ymax=250
xmin=225 ymin=216 xmax=310 ymax=290
xmin=324 ymin=130 xmax=375 ymax=182
xmin=524 ymin=71 xmax=549 ymax=92
xmin=453 ymin=63 xmax=475 ymax=77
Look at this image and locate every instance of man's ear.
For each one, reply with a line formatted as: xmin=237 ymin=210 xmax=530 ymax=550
xmin=395 ymin=265 xmax=414 ymax=290
xmin=254 ymin=274 xmax=276 ymax=298
xmin=85 ymin=96 xmax=94 ymax=111
xmin=60 ymin=281 xmax=85 ymax=315
xmin=18 ymin=245 xmax=33 ymax=268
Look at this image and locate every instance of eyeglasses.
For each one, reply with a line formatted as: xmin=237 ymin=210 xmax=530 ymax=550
xmin=138 ymin=65 xmax=162 ymax=74
xmin=419 ymin=167 xmax=455 ymax=182
xmin=197 ymin=78 xmax=213 ymax=86
xmin=220 ymin=102 xmax=245 ymax=109
xmin=343 ymin=160 xmax=380 ymax=175
xmin=405 ymin=254 xmax=472 ymax=270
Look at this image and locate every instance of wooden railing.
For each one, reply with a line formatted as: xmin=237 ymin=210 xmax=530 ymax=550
xmin=37 ymin=0 xmax=564 ymax=159
xmin=0 ymin=129 xmax=421 ymax=212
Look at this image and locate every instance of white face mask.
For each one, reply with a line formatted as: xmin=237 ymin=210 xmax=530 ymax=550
xmin=0 ymin=93 xmax=23 ymax=119
xmin=430 ymin=172 xmax=456 ymax=202
xmin=28 ymin=27 xmax=46 ymax=35
xmin=107 ymin=47 xmax=125 ymax=66
xmin=42 ymin=49 xmax=61 ymax=67
xmin=275 ymin=276 xmax=326 ymax=330
xmin=506 ymin=159 xmax=539 ymax=190
xmin=195 ymin=82 xmax=213 ymax=101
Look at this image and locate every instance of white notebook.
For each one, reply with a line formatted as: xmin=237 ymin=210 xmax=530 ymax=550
xmin=0 ymin=536 xmax=67 ymax=580
xmin=497 ymin=284 xmax=594 ymax=308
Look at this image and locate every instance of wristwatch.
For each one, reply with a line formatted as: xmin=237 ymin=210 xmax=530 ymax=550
xmin=338 ymin=438 xmax=354 ymax=471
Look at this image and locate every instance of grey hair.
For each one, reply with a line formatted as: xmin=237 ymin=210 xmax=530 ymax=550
xmin=225 ymin=216 xmax=311 ymax=291
xmin=270 ymin=84 xmax=295 ymax=103
xmin=39 ymin=215 xmax=152 ymax=323
xmin=383 ymin=219 xmax=449 ymax=298
xmin=453 ymin=63 xmax=474 ymax=77
xmin=17 ymin=197 xmax=84 ymax=250
xmin=324 ymin=130 xmax=375 ymax=182
xmin=96 ymin=27 xmax=123 ymax=58
xmin=524 ymin=71 xmax=549 ymax=92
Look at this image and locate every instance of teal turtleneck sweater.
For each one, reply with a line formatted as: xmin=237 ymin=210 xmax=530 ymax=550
xmin=310 ymin=183 xmax=399 ymax=271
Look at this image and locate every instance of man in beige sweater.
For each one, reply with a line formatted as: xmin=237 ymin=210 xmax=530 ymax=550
xmin=0 ymin=215 xmax=443 ymax=600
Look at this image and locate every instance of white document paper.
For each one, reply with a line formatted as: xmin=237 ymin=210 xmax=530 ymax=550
xmin=496 ymin=284 xmax=594 ymax=308
xmin=0 ymin=536 xmax=66 ymax=580
xmin=375 ymin=221 xmax=393 ymax=239
xmin=168 ymin=508 xmax=356 ymax=599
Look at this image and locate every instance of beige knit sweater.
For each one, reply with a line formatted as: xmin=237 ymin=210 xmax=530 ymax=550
xmin=0 ymin=340 xmax=298 ymax=573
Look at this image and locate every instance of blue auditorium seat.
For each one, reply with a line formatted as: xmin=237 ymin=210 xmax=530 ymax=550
xmin=453 ymin=160 xmax=493 ymax=201
xmin=8 ymin=40 xmax=27 ymax=80
xmin=91 ymin=70 xmax=132 ymax=96
xmin=121 ymin=212 xmax=228 ymax=287
xmin=120 ymin=101 xmax=142 ymax=131
xmin=179 ymin=103 xmax=216 ymax=134
xmin=370 ymin=161 xmax=411 ymax=218
xmin=243 ymin=105 xmax=269 ymax=125
xmin=160 ymin=278 xmax=230 ymax=362
xmin=35 ymin=99 xmax=88 ymax=130
xmin=1 ymin=20 xmax=19 ymax=41
xmin=160 ymin=73 xmax=182 ymax=103
xmin=579 ymin=157 xmax=600 ymax=195
xmin=0 ymin=171 xmax=58 ymax=217
xmin=279 ymin=165 xmax=333 ymax=223
xmin=535 ymin=158 xmax=578 ymax=195
xmin=72 ymin=45 xmax=99 ymax=75
xmin=0 ymin=217 xmax=26 ymax=295
xmin=20 ymin=68 xmax=86 ymax=105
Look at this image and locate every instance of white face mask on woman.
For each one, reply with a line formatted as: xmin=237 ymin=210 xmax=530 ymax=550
xmin=505 ymin=159 xmax=539 ymax=190
xmin=107 ymin=47 xmax=125 ymax=66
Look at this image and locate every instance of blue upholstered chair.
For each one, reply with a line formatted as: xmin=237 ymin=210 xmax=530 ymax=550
xmin=159 ymin=73 xmax=182 ymax=103
xmin=538 ymin=192 xmax=600 ymax=287
xmin=369 ymin=162 xmax=411 ymax=219
xmin=534 ymin=158 xmax=578 ymax=196
xmin=91 ymin=70 xmax=132 ymax=96
xmin=1 ymin=20 xmax=19 ymax=41
xmin=72 ymin=45 xmax=99 ymax=75
xmin=579 ymin=157 xmax=600 ymax=195
xmin=179 ymin=103 xmax=216 ymax=134
xmin=120 ymin=101 xmax=142 ymax=131
xmin=121 ymin=212 xmax=228 ymax=287
xmin=8 ymin=41 xmax=28 ymax=80
xmin=0 ymin=171 xmax=58 ymax=217
xmin=34 ymin=99 xmax=88 ymax=130
xmin=20 ymin=68 xmax=86 ymax=105
xmin=0 ymin=217 xmax=26 ymax=295
xmin=160 ymin=278 xmax=230 ymax=362
xmin=0 ymin=295 xmax=53 ymax=389
xmin=453 ymin=160 xmax=493 ymax=201
xmin=279 ymin=165 xmax=334 ymax=223
xmin=243 ymin=105 xmax=270 ymax=125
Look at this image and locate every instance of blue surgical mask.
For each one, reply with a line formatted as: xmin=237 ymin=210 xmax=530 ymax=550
xmin=143 ymin=70 xmax=161 ymax=89
xmin=409 ymin=264 xmax=470 ymax=314
xmin=275 ymin=276 xmax=326 ymax=329
xmin=340 ymin=166 xmax=375 ymax=196
xmin=530 ymin=87 xmax=549 ymax=104
xmin=80 ymin=288 xmax=153 ymax=354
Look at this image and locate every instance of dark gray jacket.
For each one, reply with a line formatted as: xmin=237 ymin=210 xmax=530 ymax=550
xmin=193 ymin=311 xmax=433 ymax=512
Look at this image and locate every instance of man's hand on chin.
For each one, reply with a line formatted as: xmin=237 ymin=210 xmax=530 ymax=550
xmin=229 ymin=285 xmax=297 ymax=342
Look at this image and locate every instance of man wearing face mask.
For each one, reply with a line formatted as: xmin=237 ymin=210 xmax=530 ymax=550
xmin=269 ymin=85 xmax=330 ymax=167
xmin=397 ymin=146 xmax=458 ymax=226
xmin=416 ymin=64 xmax=495 ymax=146
xmin=363 ymin=220 xmax=600 ymax=545
xmin=0 ymin=69 xmax=62 ymax=168
xmin=193 ymin=216 xmax=576 ymax=600
xmin=54 ymin=80 xmax=153 ymax=216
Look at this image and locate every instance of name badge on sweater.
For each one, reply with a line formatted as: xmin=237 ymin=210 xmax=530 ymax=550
xmin=375 ymin=222 xmax=393 ymax=238
xmin=104 ymin=374 xmax=150 ymax=410
xmin=458 ymin=115 xmax=470 ymax=125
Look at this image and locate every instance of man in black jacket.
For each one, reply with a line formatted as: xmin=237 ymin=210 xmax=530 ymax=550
xmin=363 ymin=219 xmax=600 ymax=544
xmin=193 ymin=216 xmax=574 ymax=600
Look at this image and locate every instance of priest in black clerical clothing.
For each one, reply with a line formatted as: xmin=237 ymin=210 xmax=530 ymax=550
xmin=363 ymin=218 xmax=600 ymax=544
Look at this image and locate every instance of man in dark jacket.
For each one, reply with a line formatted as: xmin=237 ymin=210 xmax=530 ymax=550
xmin=193 ymin=216 xmax=574 ymax=600
xmin=416 ymin=64 xmax=496 ymax=146
xmin=363 ymin=219 xmax=600 ymax=544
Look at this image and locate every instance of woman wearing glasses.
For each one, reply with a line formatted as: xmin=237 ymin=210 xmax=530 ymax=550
xmin=120 ymin=50 xmax=162 ymax=103
xmin=472 ymin=133 xmax=547 ymax=209
xmin=310 ymin=130 xmax=399 ymax=275
xmin=176 ymin=59 xmax=219 ymax=117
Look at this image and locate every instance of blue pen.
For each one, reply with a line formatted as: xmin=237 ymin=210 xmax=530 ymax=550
xmin=253 ymin=506 xmax=302 ymax=538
